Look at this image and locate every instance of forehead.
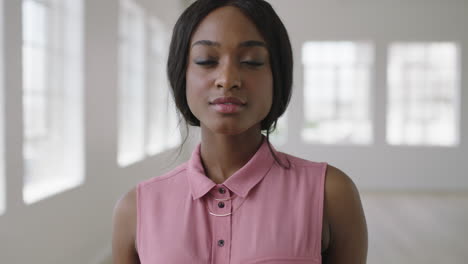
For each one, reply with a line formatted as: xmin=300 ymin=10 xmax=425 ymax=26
xmin=190 ymin=6 xmax=265 ymax=45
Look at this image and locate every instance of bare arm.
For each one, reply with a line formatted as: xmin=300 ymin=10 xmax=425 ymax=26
xmin=112 ymin=187 xmax=140 ymax=264
xmin=322 ymin=165 xmax=368 ymax=264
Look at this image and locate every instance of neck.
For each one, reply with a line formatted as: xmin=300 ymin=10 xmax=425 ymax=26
xmin=199 ymin=126 xmax=264 ymax=184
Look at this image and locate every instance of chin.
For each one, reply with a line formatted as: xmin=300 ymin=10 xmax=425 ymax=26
xmin=205 ymin=121 xmax=251 ymax=136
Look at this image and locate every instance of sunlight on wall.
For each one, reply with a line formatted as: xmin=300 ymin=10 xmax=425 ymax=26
xmin=118 ymin=0 xmax=146 ymax=166
xmin=146 ymin=16 xmax=181 ymax=156
xmin=22 ymin=0 xmax=84 ymax=204
xmin=118 ymin=0 xmax=181 ymax=167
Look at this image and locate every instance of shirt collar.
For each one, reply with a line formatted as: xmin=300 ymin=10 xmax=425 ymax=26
xmin=187 ymin=136 xmax=276 ymax=200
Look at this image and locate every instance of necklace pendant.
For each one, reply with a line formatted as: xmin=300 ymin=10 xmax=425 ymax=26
xmin=208 ymin=211 xmax=232 ymax=217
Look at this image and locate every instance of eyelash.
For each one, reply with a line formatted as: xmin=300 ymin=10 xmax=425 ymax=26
xmin=195 ymin=60 xmax=264 ymax=67
xmin=195 ymin=60 xmax=217 ymax=66
xmin=243 ymin=61 xmax=264 ymax=66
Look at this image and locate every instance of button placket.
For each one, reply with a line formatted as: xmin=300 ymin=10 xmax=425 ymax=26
xmin=211 ymin=185 xmax=232 ymax=263
xmin=211 ymin=186 xmax=231 ymax=215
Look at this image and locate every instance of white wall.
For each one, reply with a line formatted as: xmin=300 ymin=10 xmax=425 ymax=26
xmin=0 ymin=0 xmax=193 ymax=263
xmin=268 ymin=0 xmax=468 ymax=191
xmin=0 ymin=0 xmax=5 ymax=216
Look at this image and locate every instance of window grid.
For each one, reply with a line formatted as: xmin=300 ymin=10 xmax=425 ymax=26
xmin=302 ymin=42 xmax=373 ymax=145
xmin=118 ymin=0 xmax=146 ymax=166
xmin=23 ymin=0 xmax=49 ymax=141
xmin=118 ymin=1 xmax=181 ymax=166
xmin=387 ymin=42 xmax=459 ymax=146
xmin=22 ymin=0 xmax=84 ymax=203
xmin=146 ymin=17 xmax=180 ymax=155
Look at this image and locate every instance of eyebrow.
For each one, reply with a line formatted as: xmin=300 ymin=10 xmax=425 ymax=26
xmin=191 ymin=40 xmax=267 ymax=48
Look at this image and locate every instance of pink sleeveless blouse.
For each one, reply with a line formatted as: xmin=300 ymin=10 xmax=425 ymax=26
xmin=137 ymin=137 xmax=327 ymax=263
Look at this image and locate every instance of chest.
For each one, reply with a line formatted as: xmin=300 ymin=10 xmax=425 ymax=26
xmin=137 ymin=163 xmax=327 ymax=264
xmin=138 ymin=193 xmax=323 ymax=264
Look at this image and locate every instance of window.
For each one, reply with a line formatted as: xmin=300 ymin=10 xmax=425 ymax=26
xmin=22 ymin=0 xmax=84 ymax=204
xmin=118 ymin=0 xmax=146 ymax=166
xmin=302 ymin=41 xmax=374 ymax=145
xmin=387 ymin=42 xmax=460 ymax=146
xmin=146 ymin=17 xmax=180 ymax=155
xmin=118 ymin=1 xmax=181 ymax=166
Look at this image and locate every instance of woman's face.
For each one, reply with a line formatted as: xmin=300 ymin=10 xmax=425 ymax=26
xmin=186 ymin=6 xmax=273 ymax=135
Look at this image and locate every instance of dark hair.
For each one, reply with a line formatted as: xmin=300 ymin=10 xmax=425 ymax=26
xmin=168 ymin=0 xmax=292 ymax=168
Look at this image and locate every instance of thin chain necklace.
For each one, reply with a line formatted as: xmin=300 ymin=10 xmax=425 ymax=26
xmin=205 ymin=192 xmax=246 ymax=217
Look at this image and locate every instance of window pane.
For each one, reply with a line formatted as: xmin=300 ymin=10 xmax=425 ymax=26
xmin=23 ymin=45 xmax=48 ymax=139
xmin=22 ymin=0 xmax=84 ymax=204
xmin=146 ymin=17 xmax=180 ymax=155
xmin=302 ymin=41 xmax=374 ymax=145
xmin=387 ymin=42 xmax=459 ymax=146
xmin=23 ymin=0 xmax=47 ymax=46
xmin=118 ymin=0 xmax=146 ymax=166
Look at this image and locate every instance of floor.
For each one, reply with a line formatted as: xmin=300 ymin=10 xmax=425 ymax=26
xmin=362 ymin=192 xmax=468 ymax=264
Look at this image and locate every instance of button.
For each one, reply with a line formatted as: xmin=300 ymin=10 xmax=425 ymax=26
xmin=218 ymin=239 xmax=225 ymax=247
xmin=219 ymin=187 xmax=226 ymax=194
xmin=218 ymin=202 xmax=225 ymax=208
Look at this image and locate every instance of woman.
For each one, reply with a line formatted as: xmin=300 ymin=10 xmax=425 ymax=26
xmin=112 ymin=0 xmax=368 ymax=263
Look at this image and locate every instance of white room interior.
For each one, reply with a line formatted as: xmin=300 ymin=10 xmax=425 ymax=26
xmin=0 ymin=0 xmax=467 ymax=263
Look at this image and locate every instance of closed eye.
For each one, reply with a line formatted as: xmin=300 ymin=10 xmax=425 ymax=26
xmin=194 ymin=60 xmax=264 ymax=67
xmin=242 ymin=61 xmax=265 ymax=67
xmin=194 ymin=60 xmax=218 ymax=66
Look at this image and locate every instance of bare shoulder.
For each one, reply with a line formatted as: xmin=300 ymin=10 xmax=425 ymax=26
xmin=325 ymin=165 xmax=360 ymax=200
xmin=113 ymin=187 xmax=137 ymax=229
xmin=323 ymin=164 xmax=368 ymax=264
xmin=112 ymin=187 xmax=140 ymax=264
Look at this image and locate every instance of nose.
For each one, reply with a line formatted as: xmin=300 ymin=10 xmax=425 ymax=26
xmin=215 ymin=61 xmax=241 ymax=90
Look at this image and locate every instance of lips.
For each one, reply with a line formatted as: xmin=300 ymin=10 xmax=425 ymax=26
xmin=209 ymin=96 xmax=246 ymax=114
xmin=210 ymin=96 xmax=246 ymax=105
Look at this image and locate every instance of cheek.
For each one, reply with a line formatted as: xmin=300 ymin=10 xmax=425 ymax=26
xmin=253 ymin=74 xmax=274 ymax=112
xmin=185 ymin=67 xmax=209 ymax=108
xmin=266 ymin=78 xmax=274 ymax=103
